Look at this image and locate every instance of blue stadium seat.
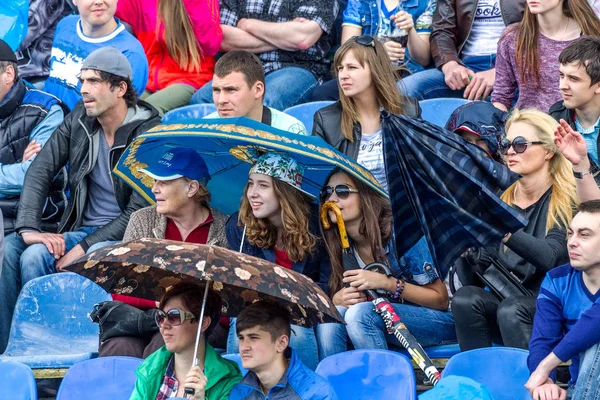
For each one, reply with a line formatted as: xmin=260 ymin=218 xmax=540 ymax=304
xmin=284 ymin=101 xmax=334 ymax=133
xmin=56 ymin=356 xmax=143 ymax=400
xmin=0 ymin=273 xmax=111 ymax=368
xmin=419 ymin=98 xmax=471 ymax=128
xmin=441 ymin=347 xmax=533 ymax=400
xmin=316 ymin=349 xmax=417 ymax=400
xmin=0 ymin=359 xmax=37 ymax=399
xmin=162 ymin=104 xmax=217 ymax=123
xmin=223 ymin=353 xmax=248 ymax=376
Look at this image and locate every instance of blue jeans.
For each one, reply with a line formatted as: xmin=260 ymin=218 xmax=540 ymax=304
xmin=86 ymin=240 xmax=118 ymax=253
xmin=190 ymin=67 xmax=318 ymax=111
xmin=344 ymin=301 xmax=456 ymax=350
xmin=572 ymin=344 xmax=600 ymax=399
xmin=315 ymin=306 xmax=349 ymax=359
xmin=0 ymin=227 xmax=97 ymax=353
xmin=398 ymin=54 xmax=496 ymax=100
xmin=226 ymin=318 xmax=320 ymax=370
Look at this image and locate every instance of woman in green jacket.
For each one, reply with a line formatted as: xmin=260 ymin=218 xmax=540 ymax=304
xmin=130 ymin=282 xmax=241 ymax=400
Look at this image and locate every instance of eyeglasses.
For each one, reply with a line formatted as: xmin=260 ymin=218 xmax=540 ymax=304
xmin=320 ymin=184 xmax=359 ymax=201
xmin=155 ymin=308 xmax=196 ymax=327
xmin=352 ymin=35 xmax=377 ymax=53
xmin=500 ymin=136 xmax=544 ymax=155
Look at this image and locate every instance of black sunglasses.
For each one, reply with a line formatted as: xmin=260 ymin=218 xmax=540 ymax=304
xmin=155 ymin=308 xmax=196 ymax=327
xmin=352 ymin=35 xmax=377 ymax=54
xmin=320 ymin=184 xmax=359 ymax=201
xmin=500 ymin=136 xmax=544 ymax=155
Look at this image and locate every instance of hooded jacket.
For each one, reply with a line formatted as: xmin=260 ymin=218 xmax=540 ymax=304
xmin=15 ymin=100 xmax=161 ymax=251
xmin=229 ymin=349 xmax=338 ymax=400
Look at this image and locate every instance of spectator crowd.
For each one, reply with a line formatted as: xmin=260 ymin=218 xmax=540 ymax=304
xmin=1 ymin=0 xmax=600 ymax=398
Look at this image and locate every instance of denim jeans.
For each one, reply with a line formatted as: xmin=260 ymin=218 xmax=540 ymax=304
xmin=86 ymin=240 xmax=118 ymax=254
xmin=398 ymin=54 xmax=496 ymax=100
xmin=572 ymin=343 xmax=600 ymax=400
xmin=315 ymin=306 xmax=349 ymax=359
xmin=190 ymin=67 xmax=319 ymax=111
xmin=0 ymin=227 xmax=97 ymax=353
xmin=343 ymin=301 xmax=456 ymax=350
xmin=226 ymin=317 xmax=320 ymax=370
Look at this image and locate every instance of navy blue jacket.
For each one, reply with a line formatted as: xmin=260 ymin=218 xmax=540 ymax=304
xmin=228 ymin=349 xmax=338 ymax=400
xmin=225 ymin=211 xmax=332 ymax=295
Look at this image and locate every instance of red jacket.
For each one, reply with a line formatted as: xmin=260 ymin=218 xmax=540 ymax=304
xmin=116 ymin=0 xmax=222 ymax=92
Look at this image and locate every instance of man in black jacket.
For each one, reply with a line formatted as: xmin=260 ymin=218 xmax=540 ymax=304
xmin=549 ymin=37 xmax=600 ymax=170
xmin=0 ymin=46 xmax=160 ymax=352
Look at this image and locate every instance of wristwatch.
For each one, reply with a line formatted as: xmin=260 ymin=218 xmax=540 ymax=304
xmin=573 ymin=169 xmax=593 ymax=179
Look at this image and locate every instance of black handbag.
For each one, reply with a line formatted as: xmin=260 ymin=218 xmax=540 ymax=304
xmin=90 ymin=301 xmax=160 ymax=342
xmin=481 ymin=258 xmax=533 ymax=300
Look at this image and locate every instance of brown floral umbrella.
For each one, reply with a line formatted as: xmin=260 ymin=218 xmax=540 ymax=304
xmin=64 ymin=238 xmax=343 ymax=327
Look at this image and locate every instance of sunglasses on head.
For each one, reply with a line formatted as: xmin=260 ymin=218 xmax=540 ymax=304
xmin=352 ymin=35 xmax=377 ymax=53
xmin=320 ymin=184 xmax=359 ymax=201
xmin=500 ymin=136 xmax=544 ymax=155
xmin=155 ymin=308 xmax=196 ymax=327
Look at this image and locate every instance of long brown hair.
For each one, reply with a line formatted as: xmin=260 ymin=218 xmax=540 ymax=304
xmin=511 ymin=0 xmax=600 ymax=85
xmin=238 ymin=178 xmax=317 ymax=262
xmin=501 ymin=109 xmax=578 ymax=232
xmin=334 ymin=38 xmax=406 ymax=143
xmin=320 ymin=170 xmax=393 ymax=294
xmin=157 ymin=0 xmax=203 ymax=71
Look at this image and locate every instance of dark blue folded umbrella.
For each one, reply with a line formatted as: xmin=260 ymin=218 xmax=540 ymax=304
xmin=382 ymin=112 xmax=527 ymax=279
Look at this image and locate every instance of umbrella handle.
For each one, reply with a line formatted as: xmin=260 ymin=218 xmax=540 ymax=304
xmin=320 ymin=202 xmax=349 ymax=249
xmin=185 ymin=281 xmax=211 ymax=397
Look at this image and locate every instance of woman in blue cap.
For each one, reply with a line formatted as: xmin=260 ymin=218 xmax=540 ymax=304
xmin=98 ymin=147 xmax=231 ymax=358
xmin=226 ymin=152 xmax=331 ymax=370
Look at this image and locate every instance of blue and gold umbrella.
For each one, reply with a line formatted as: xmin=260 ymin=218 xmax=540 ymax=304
xmin=113 ymin=116 xmax=386 ymax=215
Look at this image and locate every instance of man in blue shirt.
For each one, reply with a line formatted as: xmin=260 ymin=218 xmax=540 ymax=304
xmin=44 ymin=0 xmax=148 ymax=111
xmin=229 ymin=301 xmax=338 ymax=400
xmin=525 ymin=200 xmax=600 ymax=400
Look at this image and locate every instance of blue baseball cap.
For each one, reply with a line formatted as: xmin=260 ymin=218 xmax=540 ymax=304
xmin=139 ymin=148 xmax=211 ymax=184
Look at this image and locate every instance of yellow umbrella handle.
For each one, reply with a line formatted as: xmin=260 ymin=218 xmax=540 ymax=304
xmin=320 ymin=202 xmax=350 ymax=250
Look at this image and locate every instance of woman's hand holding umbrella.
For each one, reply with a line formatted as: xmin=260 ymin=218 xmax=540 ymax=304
xmin=183 ymin=366 xmax=207 ymax=400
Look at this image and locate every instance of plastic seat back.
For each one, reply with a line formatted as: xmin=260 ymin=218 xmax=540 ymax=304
xmin=223 ymin=353 xmax=248 ymax=376
xmin=0 ymin=359 xmax=37 ymax=399
xmin=283 ymin=101 xmax=334 ymax=133
xmin=162 ymin=104 xmax=217 ymax=123
xmin=442 ymin=347 xmax=533 ymax=400
xmin=57 ymin=356 xmax=143 ymax=400
xmin=316 ymin=349 xmax=417 ymax=400
xmin=2 ymin=273 xmax=111 ymax=367
xmin=419 ymin=98 xmax=471 ymax=127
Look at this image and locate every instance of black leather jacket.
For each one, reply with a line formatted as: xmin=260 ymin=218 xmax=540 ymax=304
xmin=312 ymin=99 xmax=421 ymax=160
xmin=15 ymin=100 xmax=161 ymax=251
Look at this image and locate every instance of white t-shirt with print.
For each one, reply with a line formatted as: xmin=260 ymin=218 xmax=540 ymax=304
xmin=357 ymin=128 xmax=388 ymax=192
xmin=461 ymin=0 xmax=505 ymax=56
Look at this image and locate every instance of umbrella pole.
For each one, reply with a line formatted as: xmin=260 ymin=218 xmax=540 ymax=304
xmin=184 ymin=280 xmax=211 ymax=397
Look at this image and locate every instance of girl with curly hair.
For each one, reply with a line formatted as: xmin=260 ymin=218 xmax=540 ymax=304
xmin=225 ymin=152 xmax=331 ymax=370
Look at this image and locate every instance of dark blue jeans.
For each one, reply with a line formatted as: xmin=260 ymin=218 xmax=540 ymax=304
xmin=398 ymin=54 xmax=496 ymax=100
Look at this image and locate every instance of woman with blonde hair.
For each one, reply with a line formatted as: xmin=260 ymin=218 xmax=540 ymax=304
xmin=226 ymin=152 xmax=330 ymax=370
xmin=116 ymin=0 xmax=222 ymax=114
xmin=313 ymin=36 xmax=421 ymax=191
xmin=492 ymin=0 xmax=600 ymax=112
xmin=452 ymin=109 xmax=578 ymax=351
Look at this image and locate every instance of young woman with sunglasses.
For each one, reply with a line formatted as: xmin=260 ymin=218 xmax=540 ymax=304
xmin=130 ymin=282 xmax=241 ymax=400
xmin=452 ymin=109 xmax=578 ymax=352
xmin=316 ymin=169 xmax=455 ymax=359
xmin=226 ymin=153 xmax=331 ymax=370
xmin=492 ymin=0 xmax=600 ymax=112
xmin=313 ymin=37 xmax=419 ymax=192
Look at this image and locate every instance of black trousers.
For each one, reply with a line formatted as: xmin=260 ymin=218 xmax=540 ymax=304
xmin=452 ymin=285 xmax=537 ymax=351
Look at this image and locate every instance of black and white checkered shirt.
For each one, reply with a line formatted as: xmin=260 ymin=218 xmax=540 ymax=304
xmin=220 ymin=0 xmax=339 ymax=82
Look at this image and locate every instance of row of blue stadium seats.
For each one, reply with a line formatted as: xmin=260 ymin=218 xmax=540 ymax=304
xmin=162 ymin=98 xmax=473 ymax=132
xmin=1 ymin=346 xmax=531 ymax=400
